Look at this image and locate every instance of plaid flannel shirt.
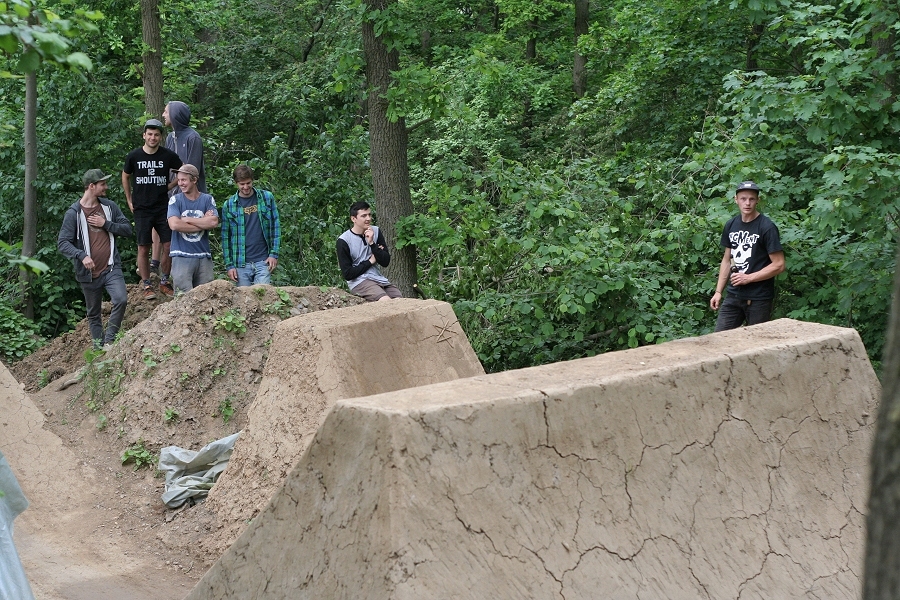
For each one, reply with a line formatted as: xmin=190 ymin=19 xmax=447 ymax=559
xmin=221 ymin=188 xmax=281 ymax=271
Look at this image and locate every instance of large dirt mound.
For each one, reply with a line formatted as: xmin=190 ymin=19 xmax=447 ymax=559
xmin=9 ymin=279 xmax=364 ymax=576
xmin=188 ymin=320 xmax=878 ymax=599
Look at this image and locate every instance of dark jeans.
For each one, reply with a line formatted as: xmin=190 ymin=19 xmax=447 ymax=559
xmin=714 ymin=295 xmax=773 ymax=332
xmin=82 ymin=266 xmax=127 ymax=345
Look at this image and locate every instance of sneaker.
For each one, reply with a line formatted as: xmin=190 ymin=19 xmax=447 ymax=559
xmin=143 ymin=285 xmax=157 ymax=300
xmin=159 ymin=282 xmax=174 ymax=297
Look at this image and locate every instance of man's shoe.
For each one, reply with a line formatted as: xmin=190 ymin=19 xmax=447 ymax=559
xmin=143 ymin=285 xmax=157 ymax=300
xmin=159 ymin=282 xmax=174 ymax=297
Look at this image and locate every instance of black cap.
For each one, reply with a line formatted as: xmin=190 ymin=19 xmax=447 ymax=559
xmin=736 ymin=181 xmax=761 ymax=193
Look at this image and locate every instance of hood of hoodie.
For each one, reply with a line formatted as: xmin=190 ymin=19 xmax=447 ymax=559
xmin=168 ymin=101 xmax=193 ymax=134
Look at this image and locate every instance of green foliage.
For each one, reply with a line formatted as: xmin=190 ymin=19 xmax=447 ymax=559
xmin=80 ymin=349 xmax=124 ymax=412
xmin=261 ymin=288 xmax=293 ymax=319
xmin=37 ymin=367 xmax=49 ymax=388
xmin=141 ymin=347 xmax=157 ymax=374
xmin=0 ymin=0 xmax=101 ymax=75
xmin=218 ymin=396 xmax=234 ymax=424
xmin=121 ymin=440 xmax=155 ymax=471
xmin=96 ymin=414 xmax=107 ymax=431
xmin=163 ymin=407 xmax=178 ymax=423
xmin=215 ymin=309 xmax=247 ymax=334
xmin=0 ymin=298 xmax=43 ymax=361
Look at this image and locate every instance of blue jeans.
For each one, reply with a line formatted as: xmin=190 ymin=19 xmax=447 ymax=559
xmin=82 ymin=266 xmax=127 ymax=346
xmin=236 ymin=261 xmax=271 ymax=286
xmin=715 ymin=295 xmax=773 ymax=332
xmin=171 ymin=257 xmax=214 ymax=293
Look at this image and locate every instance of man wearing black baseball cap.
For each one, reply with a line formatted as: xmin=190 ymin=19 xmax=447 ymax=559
xmin=121 ymin=118 xmax=183 ymax=300
xmin=58 ymin=169 xmax=133 ymax=350
xmin=709 ymin=180 xmax=785 ymax=331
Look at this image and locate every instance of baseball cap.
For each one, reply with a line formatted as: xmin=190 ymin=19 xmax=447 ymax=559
xmin=736 ymin=181 xmax=761 ymax=193
xmin=83 ymin=169 xmax=112 ymax=186
xmin=174 ymin=164 xmax=200 ymax=179
xmin=143 ymin=118 xmax=164 ymax=132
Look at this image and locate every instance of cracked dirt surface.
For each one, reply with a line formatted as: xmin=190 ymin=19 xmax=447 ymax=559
xmin=186 ymin=319 xmax=879 ymax=600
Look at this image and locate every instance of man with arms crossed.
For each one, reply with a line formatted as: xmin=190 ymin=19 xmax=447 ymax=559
xmin=167 ymin=164 xmax=219 ymax=293
xmin=710 ymin=180 xmax=785 ymax=331
xmin=221 ymin=164 xmax=281 ymax=286
xmin=122 ymin=118 xmax=181 ymax=299
xmin=57 ymin=169 xmax=132 ymax=350
xmin=336 ymin=201 xmax=402 ymax=301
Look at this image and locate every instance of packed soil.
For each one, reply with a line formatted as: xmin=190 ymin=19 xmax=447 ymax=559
xmin=7 ymin=279 xmax=364 ymax=588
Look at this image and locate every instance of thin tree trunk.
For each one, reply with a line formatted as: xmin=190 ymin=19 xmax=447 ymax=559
xmin=21 ymin=69 xmax=37 ymax=320
xmin=361 ymin=0 xmax=417 ymax=297
xmin=573 ymin=0 xmax=588 ymax=98
xmin=864 ymin=244 xmax=900 ymax=598
xmin=141 ymin=0 xmax=164 ymax=117
xmin=745 ymin=23 xmax=764 ymax=71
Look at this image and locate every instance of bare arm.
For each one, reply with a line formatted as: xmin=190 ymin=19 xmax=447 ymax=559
xmin=729 ymin=251 xmax=785 ymax=287
xmin=121 ymin=172 xmax=133 ymax=211
xmin=710 ymin=248 xmax=731 ymax=310
xmin=168 ymin=210 xmax=218 ymax=233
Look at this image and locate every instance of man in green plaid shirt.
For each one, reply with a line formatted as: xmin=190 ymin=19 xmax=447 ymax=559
xmin=221 ymin=164 xmax=281 ymax=286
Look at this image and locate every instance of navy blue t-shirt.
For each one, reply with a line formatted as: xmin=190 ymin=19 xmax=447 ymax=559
xmin=239 ymin=194 xmax=269 ymax=263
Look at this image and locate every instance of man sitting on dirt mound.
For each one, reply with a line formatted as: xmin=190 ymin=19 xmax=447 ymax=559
xmin=336 ymin=201 xmax=402 ymax=301
xmin=167 ymin=164 xmax=219 ymax=294
xmin=57 ymin=169 xmax=133 ymax=350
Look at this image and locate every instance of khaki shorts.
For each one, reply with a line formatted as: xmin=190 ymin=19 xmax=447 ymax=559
xmin=351 ymin=279 xmax=402 ymax=301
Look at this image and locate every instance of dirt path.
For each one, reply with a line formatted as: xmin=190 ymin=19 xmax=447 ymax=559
xmin=1 ymin=368 xmax=200 ymax=599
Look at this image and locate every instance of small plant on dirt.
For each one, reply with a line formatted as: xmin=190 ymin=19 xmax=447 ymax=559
xmin=96 ymin=414 xmax=108 ymax=431
xmin=122 ymin=440 xmax=155 ymax=471
xmin=262 ymin=288 xmax=293 ymax=319
xmin=79 ymin=349 xmax=125 ymax=412
xmin=164 ymin=407 xmax=179 ymax=423
xmin=141 ymin=347 xmax=158 ymax=375
xmin=117 ymin=426 xmax=125 ymax=439
xmin=37 ymin=368 xmax=50 ymax=389
xmin=219 ymin=396 xmax=235 ymax=424
xmin=213 ymin=336 xmax=225 ymax=349
xmin=254 ymin=287 xmax=266 ymax=298
xmin=161 ymin=343 xmax=182 ymax=361
xmin=179 ymin=372 xmax=190 ymax=384
xmin=212 ymin=366 xmax=227 ymax=377
xmin=215 ymin=309 xmax=247 ymax=334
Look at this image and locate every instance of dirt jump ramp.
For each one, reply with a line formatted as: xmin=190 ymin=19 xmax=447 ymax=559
xmin=204 ymin=299 xmax=485 ymax=547
xmin=188 ymin=319 xmax=877 ymax=599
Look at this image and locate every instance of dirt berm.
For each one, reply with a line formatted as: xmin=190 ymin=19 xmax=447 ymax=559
xmin=187 ymin=319 xmax=878 ymax=599
xmin=203 ymin=298 xmax=486 ymax=553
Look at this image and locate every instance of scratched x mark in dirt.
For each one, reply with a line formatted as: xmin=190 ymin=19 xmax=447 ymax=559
xmin=429 ymin=318 xmax=459 ymax=346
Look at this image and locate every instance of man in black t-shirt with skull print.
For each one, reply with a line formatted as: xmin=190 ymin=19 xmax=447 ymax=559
xmin=709 ymin=181 xmax=785 ymax=331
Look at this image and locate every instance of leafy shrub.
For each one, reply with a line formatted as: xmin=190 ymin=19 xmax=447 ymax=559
xmin=0 ymin=300 xmax=44 ymax=362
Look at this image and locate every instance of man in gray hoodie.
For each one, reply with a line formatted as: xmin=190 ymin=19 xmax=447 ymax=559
xmin=58 ymin=169 xmax=133 ymax=349
xmin=163 ymin=101 xmax=207 ymax=193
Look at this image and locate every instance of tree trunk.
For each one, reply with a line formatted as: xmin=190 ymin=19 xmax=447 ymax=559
xmin=864 ymin=244 xmax=900 ymax=598
xmin=361 ymin=0 xmax=417 ymax=297
xmin=140 ymin=0 xmax=164 ymax=117
xmin=745 ymin=23 xmax=764 ymax=71
xmin=21 ymin=68 xmax=37 ymax=320
xmin=872 ymin=23 xmax=896 ymax=106
xmin=573 ymin=0 xmax=589 ymax=98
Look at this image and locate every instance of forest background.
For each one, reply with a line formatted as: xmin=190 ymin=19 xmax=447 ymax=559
xmin=0 ymin=0 xmax=897 ymax=374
